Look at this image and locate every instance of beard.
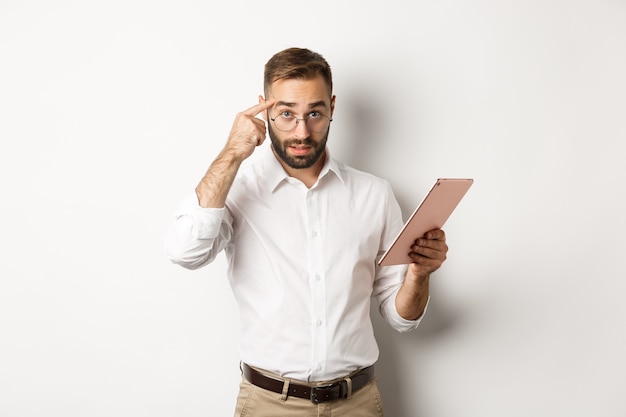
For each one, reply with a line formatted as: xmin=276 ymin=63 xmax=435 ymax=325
xmin=268 ymin=123 xmax=329 ymax=170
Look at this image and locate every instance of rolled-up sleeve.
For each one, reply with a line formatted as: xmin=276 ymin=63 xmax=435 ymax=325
xmin=164 ymin=192 xmax=233 ymax=270
xmin=387 ymin=289 xmax=429 ymax=332
xmin=373 ymin=262 xmax=429 ymax=333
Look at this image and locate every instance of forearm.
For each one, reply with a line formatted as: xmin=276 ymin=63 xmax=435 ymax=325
xmin=195 ymin=148 xmax=245 ymax=208
xmin=195 ymin=99 xmax=274 ymax=207
xmin=395 ymin=273 xmax=430 ymax=321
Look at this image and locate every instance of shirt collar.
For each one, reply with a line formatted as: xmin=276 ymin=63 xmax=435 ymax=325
xmin=262 ymin=146 xmax=345 ymax=192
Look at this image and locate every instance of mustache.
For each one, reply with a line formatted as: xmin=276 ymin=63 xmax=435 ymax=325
xmin=284 ymin=138 xmax=316 ymax=147
xmin=283 ymin=138 xmax=317 ymax=148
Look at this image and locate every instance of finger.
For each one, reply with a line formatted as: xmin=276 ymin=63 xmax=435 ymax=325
xmin=413 ymin=237 xmax=446 ymax=250
xmin=242 ymin=99 xmax=276 ymax=117
xmin=411 ymin=244 xmax=446 ymax=260
xmin=407 ymin=250 xmax=443 ymax=271
xmin=422 ymin=229 xmax=446 ymax=241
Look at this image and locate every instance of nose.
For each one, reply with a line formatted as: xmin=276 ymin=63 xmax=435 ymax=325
xmin=293 ymin=118 xmax=310 ymax=138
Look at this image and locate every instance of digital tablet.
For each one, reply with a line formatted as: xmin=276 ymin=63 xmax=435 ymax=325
xmin=378 ymin=178 xmax=473 ymax=266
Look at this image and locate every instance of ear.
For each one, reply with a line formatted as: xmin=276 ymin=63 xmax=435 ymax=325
xmin=259 ymin=95 xmax=268 ymax=121
xmin=330 ymin=95 xmax=336 ymax=118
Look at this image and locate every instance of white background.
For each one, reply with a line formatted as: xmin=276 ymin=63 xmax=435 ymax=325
xmin=1 ymin=1 xmax=625 ymax=416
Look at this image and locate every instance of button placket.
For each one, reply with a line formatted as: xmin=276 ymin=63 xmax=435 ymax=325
xmin=306 ymin=190 xmax=326 ymax=379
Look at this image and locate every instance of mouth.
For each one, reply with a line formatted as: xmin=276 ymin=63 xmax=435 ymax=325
xmin=288 ymin=144 xmax=313 ymax=156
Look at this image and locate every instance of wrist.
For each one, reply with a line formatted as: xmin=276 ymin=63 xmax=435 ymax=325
xmin=406 ymin=265 xmax=431 ymax=285
xmin=219 ymin=146 xmax=248 ymax=165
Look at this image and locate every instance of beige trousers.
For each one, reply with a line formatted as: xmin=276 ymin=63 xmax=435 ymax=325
xmin=233 ymin=376 xmax=385 ymax=417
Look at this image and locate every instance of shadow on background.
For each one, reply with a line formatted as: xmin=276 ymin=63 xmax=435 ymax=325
xmin=336 ymin=81 xmax=464 ymax=416
xmin=371 ymin=293 xmax=463 ymax=416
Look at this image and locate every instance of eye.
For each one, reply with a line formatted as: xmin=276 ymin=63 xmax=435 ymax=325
xmin=280 ymin=111 xmax=294 ymax=118
xmin=308 ymin=111 xmax=322 ymax=119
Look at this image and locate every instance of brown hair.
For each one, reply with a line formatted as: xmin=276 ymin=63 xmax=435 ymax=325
xmin=264 ymin=48 xmax=333 ymax=97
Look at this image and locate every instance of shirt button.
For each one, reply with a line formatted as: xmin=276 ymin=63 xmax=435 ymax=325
xmin=316 ymin=320 xmax=323 ymax=327
xmin=315 ymin=275 xmax=321 ymax=281
xmin=312 ymin=231 xmax=318 ymax=238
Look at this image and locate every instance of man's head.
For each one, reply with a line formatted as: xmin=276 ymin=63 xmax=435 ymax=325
xmin=262 ymin=48 xmax=335 ymax=171
xmin=264 ymin=48 xmax=333 ymax=98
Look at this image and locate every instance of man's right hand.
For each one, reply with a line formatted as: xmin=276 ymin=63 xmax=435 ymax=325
xmin=195 ymin=99 xmax=275 ymax=208
xmin=225 ymin=99 xmax=276 ymax=161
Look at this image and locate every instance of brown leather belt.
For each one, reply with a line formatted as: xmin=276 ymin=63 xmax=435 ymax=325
xmin=242 ymin=363 xmax=375 ymax=404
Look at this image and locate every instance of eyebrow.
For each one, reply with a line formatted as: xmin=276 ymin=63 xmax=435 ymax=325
xmin=275 ymin=100 xmax=328 ymax=109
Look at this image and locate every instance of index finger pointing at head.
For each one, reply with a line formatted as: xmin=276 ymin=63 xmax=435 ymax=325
xmin=243 ymin=99 xmax=276 ymax=117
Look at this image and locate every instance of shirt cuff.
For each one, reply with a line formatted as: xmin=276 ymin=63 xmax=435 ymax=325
xmin=174 ymin=193 xmax=226 ymax=240
xmin=389 ymin=295 xmax=430 ymax=333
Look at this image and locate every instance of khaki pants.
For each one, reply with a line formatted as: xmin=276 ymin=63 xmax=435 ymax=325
xmin=233 ymin=376 xmax=385 ymax=417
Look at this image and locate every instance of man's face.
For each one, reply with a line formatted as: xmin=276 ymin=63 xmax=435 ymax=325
xmin=264 ymin=76 xmax=335 ymax=170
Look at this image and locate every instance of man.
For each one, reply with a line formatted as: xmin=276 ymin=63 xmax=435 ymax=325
xmin=165 ymin=47 xmax=448 ymax=417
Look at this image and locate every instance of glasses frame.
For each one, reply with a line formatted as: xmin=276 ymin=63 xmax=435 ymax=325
xmin=268 ymin=110 xmax=333 ymax=133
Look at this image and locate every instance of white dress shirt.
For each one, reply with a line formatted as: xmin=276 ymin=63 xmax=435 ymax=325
xmin=165 ymin=147 xmax=425 ymax=381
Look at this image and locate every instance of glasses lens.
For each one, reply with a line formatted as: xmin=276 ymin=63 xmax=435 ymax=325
xmin=274 ymin=115 xmax=295 ymax=132
xmin=306 ymin=115 xmax=329 ymax=133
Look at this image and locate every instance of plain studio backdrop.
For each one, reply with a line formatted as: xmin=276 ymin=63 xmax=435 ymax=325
xmin=1 ymin=1 xmax=625 ymax=416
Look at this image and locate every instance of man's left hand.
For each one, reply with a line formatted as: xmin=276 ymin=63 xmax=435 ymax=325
xmin=406 ymin=229 xmax=448 ymax=280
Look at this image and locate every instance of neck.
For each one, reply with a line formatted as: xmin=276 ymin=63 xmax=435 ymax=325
xmin=274 ymin=148 xmax=327 ymax=189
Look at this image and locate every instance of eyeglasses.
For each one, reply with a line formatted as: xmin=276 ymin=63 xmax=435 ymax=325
xmin=269 ymin=111 xmax=332 ymax=133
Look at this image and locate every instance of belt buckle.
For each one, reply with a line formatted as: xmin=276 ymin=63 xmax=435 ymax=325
xmin=310 ymin=382 xmax=343 ymax=404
